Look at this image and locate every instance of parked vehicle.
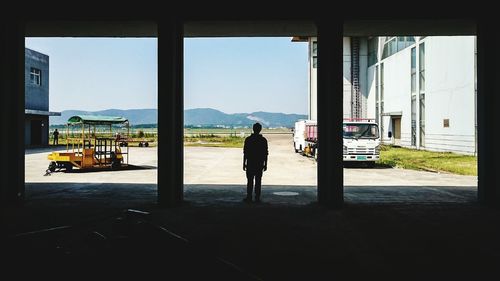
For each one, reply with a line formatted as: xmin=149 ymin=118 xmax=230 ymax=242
xmin=343 ymin=118 xmax=380 ymax=167
xmin=293 ymin=118 xmax=380 ymax=167
xmin=303 ymin=122 xmax=318 ymax=160
xmin=46 ymin=115 xmax=130 ymax=173
xmin=293 ymin=120 xmax=316 ymax=153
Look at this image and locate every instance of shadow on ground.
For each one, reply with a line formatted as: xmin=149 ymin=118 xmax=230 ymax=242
xmin=2 ymin=183 xmax=499 ymax=279
xmin=66 ymin=164 xmax=157 ymax=173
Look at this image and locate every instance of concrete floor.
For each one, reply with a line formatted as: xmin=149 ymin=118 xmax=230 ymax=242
xmin=185 ymin=134 xmax=317 ymax=185
xmin=4 ymin=135 xmax=496 ymax=279
xmin=28 ymin=134 xmax=479 ymax=187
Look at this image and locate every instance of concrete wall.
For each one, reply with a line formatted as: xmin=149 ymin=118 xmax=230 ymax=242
xmin=423 ymin=36 xmax=476 ymax=154
xmin=380 ymin=46 xmax=413 ymax=144
xmin=367 ymin=36 xmax=476 ymax=154
xmin=309 ymin=36 xmax=360 ymax=120
xmin=25 ymin=48 xmax=50 ymax=146
xmin=309 ymin=37 xmax=317 ymax=120
xmin=366 ymin=65 xmax=376 ymax=119
xmin=25 ymin=48 xmax=49 ymax=111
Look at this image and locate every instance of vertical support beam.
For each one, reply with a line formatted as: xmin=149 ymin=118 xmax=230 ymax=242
xmin=477 ymin=20 xmax=500 ymax=206
xmin=317 ymin=20 xmax=344 ymax=208
xmin=157 ymin=19 xmax=184 ymax=207
xmin=0 ymin=20 xmax=25 ymax=206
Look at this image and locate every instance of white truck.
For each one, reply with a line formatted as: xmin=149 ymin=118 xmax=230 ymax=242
xmin=293 ymin=120 xmax=316 ymax=153
xmin=294 ymin=118 xmax=381 ymax=167
xmin=343 ymin=119 xmax=380 ymax=167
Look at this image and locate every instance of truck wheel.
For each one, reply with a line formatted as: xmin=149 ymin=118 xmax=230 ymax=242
xmin=65 ymin=163 xmax=73 ymax=172
xmin=48 ymin=161 xmax=57 ymax=172
xmin=144 ymin=142 xmax=149 ymax=147
xmin=139 ymin=142 xmax=143 ymax=147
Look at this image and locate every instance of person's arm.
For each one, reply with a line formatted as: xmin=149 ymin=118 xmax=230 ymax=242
xmin=263 ymin=138 xmax=268 ymax=171
xmin=243 ymin=139 xmax=247 ymax=171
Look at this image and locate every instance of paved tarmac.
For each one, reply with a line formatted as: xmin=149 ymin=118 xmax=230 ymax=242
xmin=4 ymin=136 xmax=496 ymax=279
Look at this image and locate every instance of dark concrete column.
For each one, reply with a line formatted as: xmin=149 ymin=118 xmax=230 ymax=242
xmin=477 ymin=20 xmax=500 ymax=206
xmin=0 ymin=20 xmax=25 ymax=206
xmin=157 ymin=19 xmax=184 ymax=207
xmin=316 ymin=20 xmax=344 ymax=208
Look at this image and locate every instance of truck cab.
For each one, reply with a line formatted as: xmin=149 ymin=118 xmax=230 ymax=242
xmin=343 ymin=119 xmax=380 ymax=167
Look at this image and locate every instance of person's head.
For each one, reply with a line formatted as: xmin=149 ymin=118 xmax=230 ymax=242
xmin=253 ymin=123 xmax=262 ymax=134
xmin=55 ymin=129 xmax=58 ymax=132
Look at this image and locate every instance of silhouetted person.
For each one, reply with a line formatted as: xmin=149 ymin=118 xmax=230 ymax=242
xmin=243 ymin=123 xmax=268 ymax=203
xmin=53 ymin=129 xmax=59 ymax=145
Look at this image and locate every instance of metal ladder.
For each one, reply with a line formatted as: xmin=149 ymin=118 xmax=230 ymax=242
xmin=351 ymin=37 xmax=361 ymax=119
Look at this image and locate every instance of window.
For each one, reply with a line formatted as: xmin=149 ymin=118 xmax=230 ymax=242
xmin=368 ymin=37 xmax=378 ymax=66
xmin=343 ymin=124 xmax=379 ymax=139
xmin=419 ymin=95 xmax=425 ymax=146
xmin=411 ymin=47 xmax=416 ymax=94
xmin=380 ymin=63 xmax=384 ymax=103
xmin=30 ymin=67 xmax=41 ymax=85
xmin=411 ymin=96 xmax=417 ymax=146
xmin=382 ymin=37 xmax=396 ymax=59
xmin=382 ymin=36 xmax=416 ymax=60
xmin=397 ymin=37 xmax=406 ymax=51
xmin=405 ymin=36 xmax=416 ymax=46
xmin=419 ymin=43 xmax=425 ymax=147
xmin=380 ymin=63 xmax=385 ymax=138
xmin=411 ymin=47 xmax=417 ymax=146
xmin=312 ymin=41 xmax=317 ymax=68
xmin=419 ymin=44 xmax=425 ymax=93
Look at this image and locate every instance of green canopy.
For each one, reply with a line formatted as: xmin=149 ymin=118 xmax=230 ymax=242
xmin=67 ymin=115 xmax=128 ymax=125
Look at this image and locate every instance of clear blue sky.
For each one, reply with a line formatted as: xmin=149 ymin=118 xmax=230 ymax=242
xmin=25 ymin=37 xmax=308 ymax=114
xmin=25 ymin=38 xmax=158 ymax=112
xmin=185 ymin=38 xmax=308 ymax=114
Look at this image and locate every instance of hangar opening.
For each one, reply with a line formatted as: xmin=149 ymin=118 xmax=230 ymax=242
xmin=23 ymin=35 xmax=159 ymax=214
xmin=338 ymin=30 xmax=478 ymax=204
xmin=266 ymin=31 xmax=478 ymax=205
xmin=183 ymin=36 xmax=317 ymax=205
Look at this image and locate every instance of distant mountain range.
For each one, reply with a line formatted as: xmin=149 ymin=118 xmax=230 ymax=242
xmin=184 ymin=108 xmax=307 ymax=128
xmin=50 ymin=108 xmax=307 ymax=128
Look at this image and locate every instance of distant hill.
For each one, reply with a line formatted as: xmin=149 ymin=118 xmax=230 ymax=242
xmin=50 ymin=108 xmax=307 ymax=128
xmin=185 ymin=108 xmax=307 ymax=128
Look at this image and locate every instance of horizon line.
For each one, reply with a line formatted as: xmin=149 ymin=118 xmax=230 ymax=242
xmin=54 ymin=107 xmax=308 ymax=115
